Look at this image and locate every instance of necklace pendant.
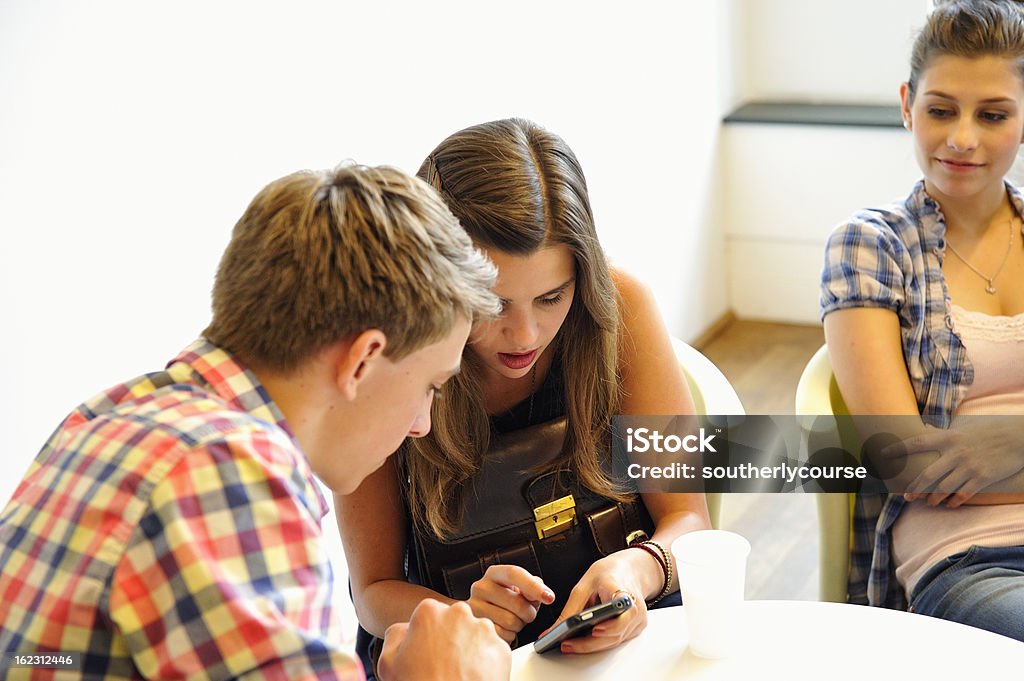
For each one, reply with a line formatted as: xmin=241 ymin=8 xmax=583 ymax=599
xmin=945 ymin=214 xmax=1014 ymax=298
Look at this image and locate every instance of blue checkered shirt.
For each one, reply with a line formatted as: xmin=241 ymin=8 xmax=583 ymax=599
xmin=820 ymin=179 xmax=1024 ymax=608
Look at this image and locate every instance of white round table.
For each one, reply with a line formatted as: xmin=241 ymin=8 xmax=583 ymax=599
xmin=511 ymin=600 xmax=1024 ymax=679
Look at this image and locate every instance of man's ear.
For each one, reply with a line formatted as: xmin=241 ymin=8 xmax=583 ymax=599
xmin=336 ymin=329 xmax=388 ymax=401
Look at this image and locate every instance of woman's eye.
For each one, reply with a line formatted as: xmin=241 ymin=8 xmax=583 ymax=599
xmin=539 ymin=293 xmax=564 ymax=306
xmin=927 ymin=107 xmax=953 ymax=118
xmin=980 ymin=111 xmax=1009 ymax=122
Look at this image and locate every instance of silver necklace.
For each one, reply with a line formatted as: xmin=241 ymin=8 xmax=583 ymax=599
xmin=945 ymin=217 xmax=1014 ymax=295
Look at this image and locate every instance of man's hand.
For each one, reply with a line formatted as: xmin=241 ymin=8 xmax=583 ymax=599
xmin=377 ymin=599 xmax=511 ymax=681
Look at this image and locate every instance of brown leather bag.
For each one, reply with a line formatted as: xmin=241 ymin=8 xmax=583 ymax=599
xmin=411 ymin=417 xmax=654 ymax=644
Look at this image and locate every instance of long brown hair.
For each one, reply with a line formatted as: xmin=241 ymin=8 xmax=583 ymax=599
xmin=404 ymin=118 xmax=628 ymax=537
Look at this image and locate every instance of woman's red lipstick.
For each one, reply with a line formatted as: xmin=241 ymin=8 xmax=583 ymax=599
xmin=497 ymin=350 xmax=537 ymax=370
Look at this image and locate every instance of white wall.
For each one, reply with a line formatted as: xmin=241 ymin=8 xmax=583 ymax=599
xmin=723 ymin=0 xmax=929 ymax=322
xmin=740 ymin=0 xmax=928 ymax=104
xmin=0 ymin=1 xmax=737 ymax=512
xmin=723 ymin=125 xmax=920 ymax=322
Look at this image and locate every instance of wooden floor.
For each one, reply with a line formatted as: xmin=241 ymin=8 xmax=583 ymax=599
xmin=696 ymin=319 xmax=825 ymax=601
xmin=698 ymin=319 xmax=825 ymax=416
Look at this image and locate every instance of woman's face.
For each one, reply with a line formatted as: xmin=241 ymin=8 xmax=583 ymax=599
xmin=468 ymin=244 xmax=576 ymax=381
xmin=901 ymin=54 xmax=1024 ymax=205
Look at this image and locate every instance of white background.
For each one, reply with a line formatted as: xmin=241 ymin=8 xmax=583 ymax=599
xmin=0 ymin=0 xmax=733 ymax=501
xmin=1 ymin=0 xmax=928 ymax=586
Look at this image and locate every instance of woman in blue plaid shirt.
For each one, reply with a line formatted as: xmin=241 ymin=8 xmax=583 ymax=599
xmin=821 ymin=0 xmax=1024 ymax=641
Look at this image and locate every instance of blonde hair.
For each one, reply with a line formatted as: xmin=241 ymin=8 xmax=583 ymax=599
xmin=909 ymin=1 xmax=1024 ymax=102
xmin=404 ymin=118 xmax=627 ymax=537
xmin=205 ymin=163 xmax=499 ymax=372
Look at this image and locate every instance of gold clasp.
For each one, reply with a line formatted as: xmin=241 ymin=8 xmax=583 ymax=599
xmin=533 ymin=494 xmax=577 ymax=539
xmin=626 ymin=530 xmax=649 ymax=545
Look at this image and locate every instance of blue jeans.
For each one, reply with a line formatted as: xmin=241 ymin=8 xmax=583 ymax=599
xmin=909 ymin=544 xmax=1024 ymax=642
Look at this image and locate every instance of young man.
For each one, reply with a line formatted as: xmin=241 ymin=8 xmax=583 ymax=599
xmin=0 ymin=165 xmax=511 ymax=680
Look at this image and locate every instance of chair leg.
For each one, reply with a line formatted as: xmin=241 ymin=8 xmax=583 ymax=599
xmin=816 ymin=493 xmax=851 ymax=602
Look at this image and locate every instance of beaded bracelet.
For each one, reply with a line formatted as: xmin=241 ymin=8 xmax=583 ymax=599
xmin=644 ymin=540 xmax=674 ymax=605
xmin=628 ymin=540 xmax=674 ymax=605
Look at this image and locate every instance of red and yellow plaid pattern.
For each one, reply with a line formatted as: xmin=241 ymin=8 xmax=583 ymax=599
xmin=0 ymin=339 xmax=363 ymax=680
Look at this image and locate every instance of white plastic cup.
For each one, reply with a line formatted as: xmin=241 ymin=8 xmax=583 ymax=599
xmin=671 ymin=529 xmax=751 ymax=659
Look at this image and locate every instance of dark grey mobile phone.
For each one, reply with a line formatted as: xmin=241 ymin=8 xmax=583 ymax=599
xmin=533 ymin=593 xmax=634 ymax=654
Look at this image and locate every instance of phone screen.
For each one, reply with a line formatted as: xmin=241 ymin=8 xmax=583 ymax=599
xmin=533 ymin=593 xmax=634 ymax=654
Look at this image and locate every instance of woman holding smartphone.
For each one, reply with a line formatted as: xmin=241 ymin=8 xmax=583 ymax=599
xmin=337 ymin=118 xmax=710 ymax=675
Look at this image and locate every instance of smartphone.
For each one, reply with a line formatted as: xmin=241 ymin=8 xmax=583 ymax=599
xmin=532 ymin=593 xmax=634 ymax=654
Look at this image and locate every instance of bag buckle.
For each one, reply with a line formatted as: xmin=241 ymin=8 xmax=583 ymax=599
xmin=626 ymin=529 xmax=649 ymax=545
xmin=533 ymin=494 xmax=577 ymax=539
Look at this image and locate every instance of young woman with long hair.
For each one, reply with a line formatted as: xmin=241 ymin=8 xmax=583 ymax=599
xmin=337 ymin=118 xmax=710 ymax=673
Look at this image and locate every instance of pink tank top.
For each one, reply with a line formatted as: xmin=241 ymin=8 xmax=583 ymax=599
xmin=892 ymin=304 xmax=1024 ymax=596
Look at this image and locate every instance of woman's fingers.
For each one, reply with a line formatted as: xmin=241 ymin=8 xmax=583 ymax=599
xmin=480 ymin=564 xmax=555 ymax=604
xmin=562 ymin=603 xmax=646 ymax=653
xmin=469 ymin=586 xmax=537 ymax=632
xmin=467 ymin=564 xmax=555 ymax=635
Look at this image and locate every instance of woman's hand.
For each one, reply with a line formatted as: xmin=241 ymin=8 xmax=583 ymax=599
xmin=467 ymin=564 xmax=555 ymax=644
xmin=549 ymin=551 xmax=656 ymax=654
xmin=822 ymin=309 xmax=1022 ymax=508
xmin=885 ymin=417 xmax=1024 ymax=507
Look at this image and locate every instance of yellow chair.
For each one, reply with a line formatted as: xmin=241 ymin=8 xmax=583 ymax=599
xmin=794 ymin=344 xmax=857 ymax=603
xmin=671 ymin=337 xmax=746 ymax=530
